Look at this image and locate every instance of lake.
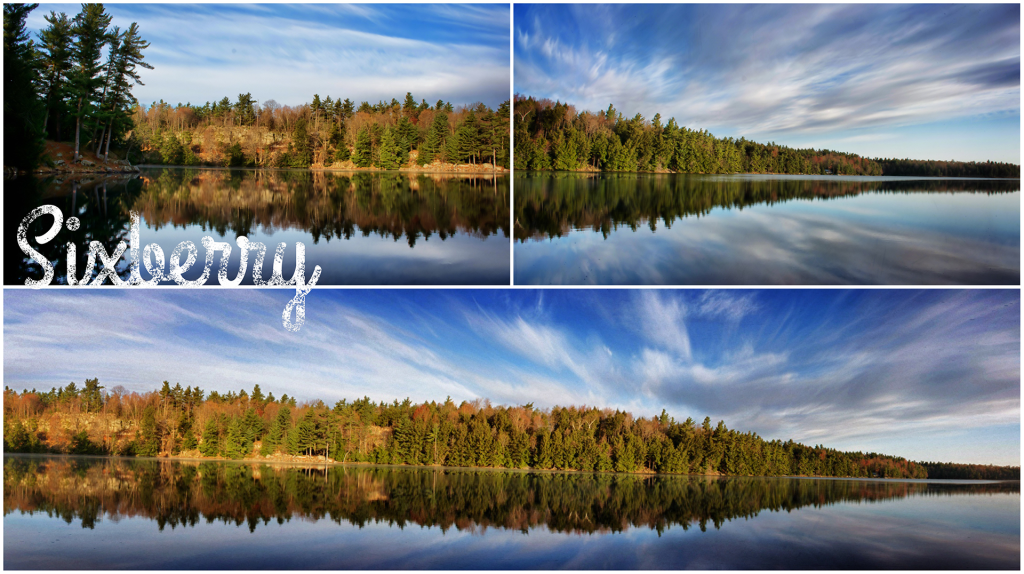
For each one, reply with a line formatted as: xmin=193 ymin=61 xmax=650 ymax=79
xmin=4 ymin=456 xmax=1018 ymax=569
xmin=514 ymin=173 xmax=1020 ymax=285
xmin=6 ymin=169 xmax=510 ymax=285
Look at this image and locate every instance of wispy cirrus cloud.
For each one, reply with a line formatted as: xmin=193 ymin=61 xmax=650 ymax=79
xmin=27 ymin=4 xmax=510 ymax=108
xmin=514 ymin=4 xmax=1019 ymax=162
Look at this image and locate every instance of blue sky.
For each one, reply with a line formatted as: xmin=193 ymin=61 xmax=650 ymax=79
xmin=514 ymin=4 xmax=1020 ymax=164
xmin=4 ymin=289 xmax=1019 ymax=466
xmin=27 ymin=4 xmax=510 ymax=109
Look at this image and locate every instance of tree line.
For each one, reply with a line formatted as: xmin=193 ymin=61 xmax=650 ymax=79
xmin=513 ymin=95 xmax=1020 ymax=178
xmin=131 ymin=92 xmax=510 ymax=170
xmin=6 ymin=381 xmax=1018 ymax=480
xmin=4 ymin=3 xmax=152 ymax=170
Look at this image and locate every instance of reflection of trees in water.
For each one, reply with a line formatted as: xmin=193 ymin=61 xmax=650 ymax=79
xmin=5 ymin=175 xmax=143 ymax=285
xmin=4 ymin=457 xmax=1016 ymax=535
xmin=514 ymin=173 xmax=1021 ymax=241
xmin=130 ymin=169 xmax=510 ymax=247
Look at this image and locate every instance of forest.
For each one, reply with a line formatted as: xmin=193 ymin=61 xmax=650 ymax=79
xmin=3 ymin=4 xmax=510 ymax=172
xmin=128 ymin=94 xmax=510 ymax=171
xmin=513 ymin=95 xmax=1020 ymax=178
xmin=5 ymin=381 xmax=1018 ymax=480
xmin=5 ymin=2 xmax=150 ymax=171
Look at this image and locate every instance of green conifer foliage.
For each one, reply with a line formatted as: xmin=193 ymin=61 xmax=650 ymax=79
xmin=353 ymin=126 xmax=373 ymax=167
xmin=4 ymin=3 xmax=46 ymax=170
xmin=377 ymin=125 xmax=399 ymax=169
xmin=137 ymin=405 xmax=160 ymax=457
xmin=200 ymin=418 xmax=220 ymax=457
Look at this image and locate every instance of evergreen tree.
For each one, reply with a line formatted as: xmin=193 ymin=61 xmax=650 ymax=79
xmin=68 ymin=3 xmax=112 ymax=162
xmin=200 ymin=418 xmax=220 ymax=457
xmin=261 ymin=405 xmax=291 ymax=455
xmin=290 ymin=117 xmax=311 ymax=166
xmin=234 ymin=92 xmax=256 ymax=126
xmin=37 ymin=9 xmax=74 ymax=141
xmin=353 ymin=126 xmax=373 ymax=167
xmin=4 ymin=3 xmax=46 ymax=171
xmin=160 ymin=133 xmax=183 ymax=164
xmin=418 ymin=110 xmax=448 ymax=165
xmin=377 ymin=125 xmax=399 ymax=169
xmin=222 ymin=417 xmax=245 ymax=459
xmin=179 ymin=411 xmax=196 ymax=451
xmin=137 ymin=405 xmax=160 ymax=456
xmin=402 ymin=91 xmax=417 ymax=116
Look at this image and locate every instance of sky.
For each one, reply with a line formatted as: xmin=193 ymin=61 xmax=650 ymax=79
xmin=514 ymin=4 xmax=1020 ymax=164
xmin=4 ymin=288 xmax=1019 ymax=466
xmin=27 ymin=3 xmax=510 ymax=109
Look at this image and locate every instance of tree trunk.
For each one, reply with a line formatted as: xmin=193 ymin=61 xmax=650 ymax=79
xmin=103 ymin=123 xmax=113 ymax=161
xmin=95 ymin=124 xmax=106 ymax=157
xmin=74 ymin=117 xmax=82 ymax=161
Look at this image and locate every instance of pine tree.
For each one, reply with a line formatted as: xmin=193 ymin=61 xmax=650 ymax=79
xmin=446 ymin=130 xmax=462 ymax=164
xmin=138 ymin=405 xmax=160 ymax=456
xmin=200 ymin=418 xmax=219 ymax=457
xmin=353 ymin=126 xmax=372 ymax=167
xmin=402 ymin=91 xmax=417 ymax=116
xmin=396 ymin=116 xmax=416 ymax=164
xmin=37 ymin=9 xmax=74 ymax=141
xmin=179 ymin=411 xmax=196 ymax=452
xmin=160 ymin=133 xmax=183 ymax=165
xmin=377 ymin=125 xmax=399 ymax=169
xmin=261 ymin=406 xmax=291 ymax=455
xmin=222 ymin=417 xmax=245 ymax=459
xmin=418 ymin=110 xmax=449 ymax=165
xmin=234 ymin=92 xmax=256 ymax=126
xmin=458 ymin=111 xmax=481 ymax=164
xmin=291 ymin=117 xmax=311 ymax=166
xmin=4 ymin=3 xmax=46 ymax=171
xmin=68 ymin=3 xmax=111 ymax=162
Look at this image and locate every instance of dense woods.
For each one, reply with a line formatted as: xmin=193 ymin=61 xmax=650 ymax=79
xmin=128 ymin=94 xmax=510 ymax=170
xmin=920 ymin=461 xmax=1022 ymax=481
xmin=4 ymin=3 xmax=152 ymax=170
xmin=6 ymin=382 xmax=1017 ymax=480
xmin=514 ymin=95 xmax=1020 ymax=178
xmin=6 ymin=458 xmax=1017 ymax=536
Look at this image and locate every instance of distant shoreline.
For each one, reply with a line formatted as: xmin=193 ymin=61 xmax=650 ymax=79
xmin=5 ymin=452 xmax=1018 ymax=483
xmin=513 ymin=169 xmax=1020 ymax=180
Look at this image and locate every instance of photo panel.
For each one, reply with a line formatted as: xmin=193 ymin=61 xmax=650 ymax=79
xmin=512 ymin=3 xmax=1020 ymax=285
xmin=2 ymin=288 xmax=1021 ymax=569
xmin=7 ymin=3 xmax=512 ymax=287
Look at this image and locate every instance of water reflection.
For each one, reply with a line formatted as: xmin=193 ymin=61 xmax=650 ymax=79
xmin=3 ymin=457 xmax=1017 ymax=569
xmin=514 ymin=173 xmax=1019 ymax=285
xmin=7 ymin=169 xmax=510 ymax=285
xmin=4 ymin=456 xmax=1017 ymax=533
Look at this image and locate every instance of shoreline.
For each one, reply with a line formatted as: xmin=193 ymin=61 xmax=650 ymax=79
xmin=18 ymin=163 xmax=511 ymax=178
xmin=513 ymin=169 xmax=1021 ymax=180
xmin=5 ymin=452 xmax=1015 ymax=483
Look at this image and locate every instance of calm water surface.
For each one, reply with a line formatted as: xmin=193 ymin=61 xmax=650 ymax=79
xmin=4 ymin=456 xmax=1018 ymax=569
xmin=514 ymin=173 xmax=1020 ymax=285
xmin=7 ymin=169 xmax=510 ymax=285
